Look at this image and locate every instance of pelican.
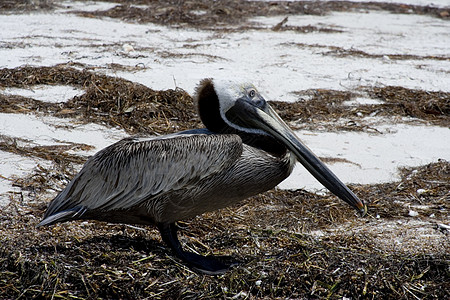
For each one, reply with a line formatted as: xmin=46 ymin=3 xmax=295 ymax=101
xmin=37 ymin=78 xmax=366 ymax=274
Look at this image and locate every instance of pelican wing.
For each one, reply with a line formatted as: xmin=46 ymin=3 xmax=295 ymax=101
xmin=39 ymin=133 xmax=242 ymax=225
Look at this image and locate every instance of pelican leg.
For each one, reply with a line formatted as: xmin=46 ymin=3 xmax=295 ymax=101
xmin=157 ymin=222 xmax=237 ymax=275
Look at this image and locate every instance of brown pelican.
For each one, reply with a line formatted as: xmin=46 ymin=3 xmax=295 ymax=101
xmin=37 ymin=78 xmax=366 ymax=275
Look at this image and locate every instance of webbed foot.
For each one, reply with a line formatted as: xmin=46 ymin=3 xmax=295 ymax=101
xmin=157 ymin=223 xmax=238 ymax=275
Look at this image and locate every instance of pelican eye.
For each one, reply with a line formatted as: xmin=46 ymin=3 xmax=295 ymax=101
xmin=248 ymin=89 xmax=256 ymax=98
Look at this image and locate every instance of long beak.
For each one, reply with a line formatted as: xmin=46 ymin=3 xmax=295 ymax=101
xmin=232 ymin=99 xmax=367 ymax=216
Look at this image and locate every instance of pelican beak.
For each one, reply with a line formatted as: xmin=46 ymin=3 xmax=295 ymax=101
xmin=229 ymin=99 xmax=367 ymax=216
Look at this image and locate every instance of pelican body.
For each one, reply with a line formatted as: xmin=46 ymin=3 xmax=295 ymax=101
xmin=38 ymin=79 xmax=366 ymax=274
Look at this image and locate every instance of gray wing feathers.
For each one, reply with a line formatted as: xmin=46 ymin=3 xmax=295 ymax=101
xmin=37 ymin=206 xmax=86 ymax=227
xmin=41 ymin=134 xmax=242 ymax=221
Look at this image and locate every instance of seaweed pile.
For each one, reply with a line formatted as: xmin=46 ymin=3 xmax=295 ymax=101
xmin=0 ymin=161 xmax=448 ymax=299
xmin=75 ymin=0 xmax=450 ymax=29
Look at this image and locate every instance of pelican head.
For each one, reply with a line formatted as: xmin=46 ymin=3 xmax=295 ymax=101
xmin=196 ymin=78 xmax=367 ymax=215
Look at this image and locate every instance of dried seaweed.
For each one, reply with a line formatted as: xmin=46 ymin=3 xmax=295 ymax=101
xmin=369 ymin=86 xmax=450 ymax=121
xmin=1 ymin=161 xmax=448 ymax=299
xmin=283 ymin=42 xmax=450 ymax=61
xmin=271 ymin=87 xmax=450 ymax=130
xmin=74 ymin=0 xmax=449 ymax=29
xmin=0 ymin=134 xmax=93 ymax=165
xmin=2 ymin=66 xmax=449 ymax=138
xmin=0 ymin=65 xmax=200 ymax=135
xmin=0 ymin=0 xmax=54 ymax=11
xmin=2 ymin=0 xmax=447 ymax=24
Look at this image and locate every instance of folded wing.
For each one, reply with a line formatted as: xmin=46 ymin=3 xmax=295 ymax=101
xmin=38 ymin=133 xmax=242 ymax=226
